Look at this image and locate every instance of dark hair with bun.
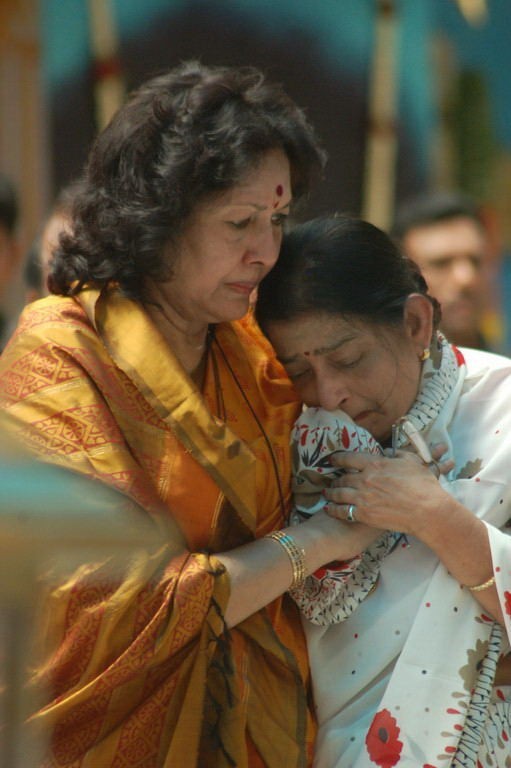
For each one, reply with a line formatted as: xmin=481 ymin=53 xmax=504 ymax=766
xmin=255 ymin=215 xmax=441 ymax=331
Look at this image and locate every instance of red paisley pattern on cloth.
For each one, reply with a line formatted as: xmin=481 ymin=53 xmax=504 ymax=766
xmin=23 ymin=403 xmax=123 ymax=455
xmin=0 ymin=293 xmax=312 ymax=767
xmin=0 ymin=344 xmax=78 ymax=403
xmin=289 ymin=407 xmax=398 ymax=626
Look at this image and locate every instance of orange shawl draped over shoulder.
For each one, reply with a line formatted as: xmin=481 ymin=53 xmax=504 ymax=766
xmin=0 ymin=288 xmax=315 ymax=767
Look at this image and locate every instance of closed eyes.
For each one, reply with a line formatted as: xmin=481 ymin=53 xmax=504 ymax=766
xmin=227 ymin=212 xmax=288 ymax=230
xmin=228 ymin=217 xmax=252 ymax=230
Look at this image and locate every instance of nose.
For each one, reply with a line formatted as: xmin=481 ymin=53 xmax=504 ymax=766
xmin=244 ymin=222 xmax=281 ymax=268
xmin=315 ymin=372 xmax=349 ymax=411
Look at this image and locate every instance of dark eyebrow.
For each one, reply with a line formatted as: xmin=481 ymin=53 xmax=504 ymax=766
xmin=279 ymin=335 xmax=358 ymax=365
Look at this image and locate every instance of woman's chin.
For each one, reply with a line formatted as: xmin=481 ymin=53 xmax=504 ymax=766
xmin=219 ymin=300 xmax=252 ymax=323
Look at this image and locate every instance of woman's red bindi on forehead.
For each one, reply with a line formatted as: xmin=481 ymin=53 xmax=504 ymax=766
xmin=273 ymin=184 xmax=284 ymax=209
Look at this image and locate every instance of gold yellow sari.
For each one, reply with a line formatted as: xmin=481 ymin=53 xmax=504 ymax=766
xmin=0 ymin=288 xmax=315 ymax=767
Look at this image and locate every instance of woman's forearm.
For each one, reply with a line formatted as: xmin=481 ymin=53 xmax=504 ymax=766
xmin=216 ymin=512 xmax=380 ymax=627
xmin=416 ymin=495 xmax=504 ymax=625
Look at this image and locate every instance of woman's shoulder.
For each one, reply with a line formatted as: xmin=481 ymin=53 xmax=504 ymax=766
xmin=1 ymin=294 xmax=100 ymax=368
xmin=16 ymin=295 xmax=92 ymax=336
xmin=457 ymin=346 xmax=511 ymax=408
xmin=219 ymin=314 xmax=301 ymax=409
xmin=231 ymin=312 xmax=295 ymax=381
xmin=232 ymin=311 xmax=276 ymax=353
xmin=460 ymin=346 xmax=511 ymax=377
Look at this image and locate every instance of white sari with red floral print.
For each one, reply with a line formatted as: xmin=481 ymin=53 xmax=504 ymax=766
xmin=292 ymin=338 xmax=511 ymax=768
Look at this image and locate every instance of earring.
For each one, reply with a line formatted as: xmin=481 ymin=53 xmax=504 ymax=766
xmin=419 ymin=348 xmax=430 ymax=362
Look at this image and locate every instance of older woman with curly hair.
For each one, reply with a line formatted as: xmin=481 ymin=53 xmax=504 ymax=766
xmin=0 ymin=62 xmax=381 ymax=767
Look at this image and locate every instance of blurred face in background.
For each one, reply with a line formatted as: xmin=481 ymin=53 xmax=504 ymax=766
xmin=40 ymin=210 xmax=72 ymax=294
xmin=401 ymin=216 xmax=488 ymax=347
xmin=0 ymin=224 xmax=19 ymax=302
xmin=25 ymin=209 xmax=73 ymax=305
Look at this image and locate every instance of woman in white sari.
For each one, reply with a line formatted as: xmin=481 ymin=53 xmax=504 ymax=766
xmin=255 ymin=216 xmax=511 ymax=768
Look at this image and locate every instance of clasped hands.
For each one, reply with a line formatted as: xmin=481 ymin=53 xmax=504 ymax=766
xmin=324 ymin=444 xmax=454 ymax=535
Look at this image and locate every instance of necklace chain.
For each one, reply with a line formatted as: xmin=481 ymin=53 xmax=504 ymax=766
xmin=210 ymin=328 xmax=287 ymax=521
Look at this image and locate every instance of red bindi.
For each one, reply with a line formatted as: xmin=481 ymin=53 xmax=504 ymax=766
xmin=304 ymin=351 xmax=310 ymax=356
xmin=273 ymin=184 xmax=284 ymax=209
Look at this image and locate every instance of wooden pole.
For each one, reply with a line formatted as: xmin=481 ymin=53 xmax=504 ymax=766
xmin=87 ymin=0 xmax=125 ymax=131
xmin=361 ymin=0 xmax=399 ymax=230
xmin=456 ymin=0 xmax=487 ymax=26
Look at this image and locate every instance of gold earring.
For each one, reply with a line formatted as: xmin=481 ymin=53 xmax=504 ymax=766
xmin=419 ymin=348 xmax=430 ymax=362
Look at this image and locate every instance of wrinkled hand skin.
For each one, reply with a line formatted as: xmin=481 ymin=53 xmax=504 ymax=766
xmin=324 ymin=449 xmax=455 ymax=538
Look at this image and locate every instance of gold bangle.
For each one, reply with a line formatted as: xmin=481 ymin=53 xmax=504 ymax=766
xmin=265 ymin=530 xmax=307 ymax=589
xmin=467 ymin=575 xmax=496 ymax=592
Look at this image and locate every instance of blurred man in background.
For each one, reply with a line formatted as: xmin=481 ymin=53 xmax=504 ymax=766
xmin=393 ymin=191 xmax=497 ymax=350
xmin=0 ymin=173 xmax=20 ymax=348
xmin=23 ymin=179 xmax=81 ymax=304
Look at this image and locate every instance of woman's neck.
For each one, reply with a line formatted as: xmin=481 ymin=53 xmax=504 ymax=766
xmin=144 ymin=295 xmax=210 ymax=379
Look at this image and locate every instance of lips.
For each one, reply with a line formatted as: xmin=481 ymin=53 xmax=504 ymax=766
xmin=226 ymin=282 xmax=257 ymax=295
xmin=354 ymin=410 xmax=373 ymax=423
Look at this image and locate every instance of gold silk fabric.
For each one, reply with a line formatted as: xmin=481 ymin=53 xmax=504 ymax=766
xmin=0 ymin=288 xmax=314 ymax=767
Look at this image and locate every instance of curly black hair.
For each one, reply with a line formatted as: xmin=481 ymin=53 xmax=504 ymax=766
xmin=50 ymin=60 xmax=326 ymax=300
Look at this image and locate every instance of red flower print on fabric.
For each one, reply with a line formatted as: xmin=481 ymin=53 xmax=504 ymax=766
xmin=504 ymin=591 xmax=511 ymax=616
xmin=365 ymin=709 xmax=403 ymax=767
xmin=299 ymin=425 xmax=308 ymax=446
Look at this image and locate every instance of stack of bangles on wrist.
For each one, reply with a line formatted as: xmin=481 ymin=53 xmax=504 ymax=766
xmin=465 ymin=574 xmax=495 ymax=592
xmin=265 ymin=530 xmax=307 ymax=589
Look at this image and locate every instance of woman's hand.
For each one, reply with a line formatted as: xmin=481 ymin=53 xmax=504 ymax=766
xmin=323 ymin=448 xmax=505 ymax=626
xmin=323 ymin=449 xmax=455 ymax=538
xmin=298 ymin=507 xmax=383 ymax=566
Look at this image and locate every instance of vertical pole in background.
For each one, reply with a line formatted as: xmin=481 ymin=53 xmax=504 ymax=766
xmin=455 ymin=0 xmax=487 ymax=26
xmin=361 ymin=0 xmax=399 ymax=231
xmin=87 ymin=0 xmax=125 ymax=131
